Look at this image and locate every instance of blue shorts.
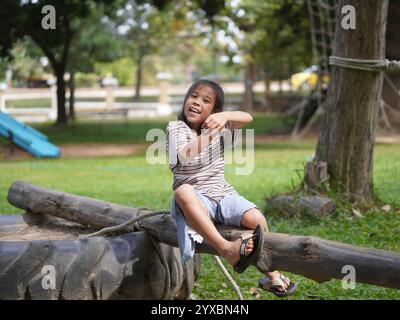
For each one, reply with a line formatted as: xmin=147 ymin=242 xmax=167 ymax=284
xmin=171 ymin=191 xmax=260 ymax=263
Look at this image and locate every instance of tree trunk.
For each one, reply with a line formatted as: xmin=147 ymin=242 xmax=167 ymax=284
xmin=211 ymin=27 xmax=218 ymax=75
xmin=7 ymin=180 xmax=400 ymax=290
xmin=263 ymin=74 xmax=271 ymax=100
xmin=68 ymin=72 xmax=75 ymax=121
xmin=55 ymin=67 xmax=67 ymax=125
xmin=382 ymin=1 xmax=400 ymax=111
xmin=134 ymin=52 xmax=143 ymax=101
xmin=313 ymin=0 xmax=389 ymax=205
xmin=243 ymin=59 xmax=254 ymax=111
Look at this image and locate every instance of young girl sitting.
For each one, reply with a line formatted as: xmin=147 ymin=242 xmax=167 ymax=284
xmin=166 ymin=79 xmax=297 ymax=297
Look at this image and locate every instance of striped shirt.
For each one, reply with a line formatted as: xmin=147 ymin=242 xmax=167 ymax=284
xmin=166 ymin=120 xmax=240 ymax=202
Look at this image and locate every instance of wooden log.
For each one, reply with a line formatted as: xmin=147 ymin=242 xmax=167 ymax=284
xmin=7 ymin=180 xmax=137 ymax=229
xmin=7 ymin=180 xmax=400 ymax=290
xmin=267 ymin=195 xmax=335 ymax=217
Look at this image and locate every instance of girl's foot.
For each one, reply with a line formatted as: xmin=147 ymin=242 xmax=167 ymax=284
xmin=266 ymin=271 xmax=291 ymax=291
xmin=259 ymin=272 xmax=297 ymax=297
xmin=219 ymin=225 xmax=264 ymax=273
xmin=222 ymin=237 xmax=254 ymax=267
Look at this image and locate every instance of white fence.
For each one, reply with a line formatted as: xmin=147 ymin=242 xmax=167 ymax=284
xmin=0 ymin=81 xmax=286 ymax=123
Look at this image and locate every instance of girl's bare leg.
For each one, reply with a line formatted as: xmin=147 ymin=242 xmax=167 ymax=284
xmin=241 ymin=208 xmax=291 ymax=291
xmin=174 ymin=184 xmax=254 ymax=266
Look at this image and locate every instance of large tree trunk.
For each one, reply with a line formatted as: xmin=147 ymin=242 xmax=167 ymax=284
xmin=7 ymin=181 xmax=400 ymax=290
xmin=382 ymin=1 xmax=400 ymax=111
xmin=55 ymin=66 xmax=68 ymax=125
xmin=313 ymin=0 xmax=389 ymax=205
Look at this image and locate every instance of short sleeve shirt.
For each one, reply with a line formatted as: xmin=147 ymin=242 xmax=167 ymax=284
xmin=166 ymin=120 xmax=240 ymax=202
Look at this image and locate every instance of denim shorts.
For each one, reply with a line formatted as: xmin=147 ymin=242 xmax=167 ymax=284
xmin=171 ymin=191 xmax=260 ymax=263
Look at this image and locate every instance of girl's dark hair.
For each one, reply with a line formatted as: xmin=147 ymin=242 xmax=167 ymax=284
xmin=178 ymin=79 xmax=224 ymax=134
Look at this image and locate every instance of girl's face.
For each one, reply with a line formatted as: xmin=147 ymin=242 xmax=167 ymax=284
xmin=184 ymin=85 xmax=216 ymax=131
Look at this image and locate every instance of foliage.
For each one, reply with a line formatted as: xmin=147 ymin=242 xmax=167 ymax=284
xmin=67 ymin=7 xmax=125 ymax=76
xmin=4 ymin=39 xmax=48 ymax=86
xmin=0 ymin=0 xmax=124 ymax=124
xmin=224 ymin=0 xmax=312 ymax=81
xmin=95 ymin=57 xmax=136 ymax=86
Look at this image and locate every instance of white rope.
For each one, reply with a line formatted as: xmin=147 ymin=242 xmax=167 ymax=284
xmin=329 ymin=56 xmax=400 ymax=73
xmin=213 ymin=255 xmax=244 ymax=300
xmin=384 ymin=74 xmax=400 ymax=97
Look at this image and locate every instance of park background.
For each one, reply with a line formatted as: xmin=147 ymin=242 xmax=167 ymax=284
xmin=0 ymin=0 xmax=399 ymax=299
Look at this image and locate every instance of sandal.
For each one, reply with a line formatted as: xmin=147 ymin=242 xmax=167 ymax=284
xmin=258 ymin=273 xmax=297 ymax=297
xmin=233 ymin=224 xmax=264 ymax=274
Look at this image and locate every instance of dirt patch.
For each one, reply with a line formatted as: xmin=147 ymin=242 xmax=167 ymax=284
xmin=0 ymin=225 xmax=82 ymax=241
xmin=0 ymin=213 xmax=93 ymax=241
xmin=60 ymin=143 xmax=147 ymax=158
xmin=0 ymin=143 xmax=148 ymax=160
xmin=376 ymin=135 xmax=400 ymax=144
xmin=1 ymin=133 xmax=398 ymax=161
xmin=255 ymin=134 xmax=400 ymax=144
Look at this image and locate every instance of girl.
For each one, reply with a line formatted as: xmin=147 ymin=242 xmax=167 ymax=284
xmin=166 ymin=79 xmax=297 ymax=297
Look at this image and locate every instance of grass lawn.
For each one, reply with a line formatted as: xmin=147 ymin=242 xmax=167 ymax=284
xmin=0 ymin=112 xmax=289 ymax=146
xmin=0 ymin=114 xmax=399 ymax=299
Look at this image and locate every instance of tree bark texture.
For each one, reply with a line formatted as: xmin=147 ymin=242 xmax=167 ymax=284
xmin=314 ymin=0 xmax=389 ymax=205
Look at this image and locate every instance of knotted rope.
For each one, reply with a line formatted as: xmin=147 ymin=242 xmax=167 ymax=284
xmin=329 ymin=56 xmax=400 ymax=73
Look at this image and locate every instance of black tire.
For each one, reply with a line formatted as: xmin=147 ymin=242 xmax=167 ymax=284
xmin=0 ymin=214 xmax=200 ymax=300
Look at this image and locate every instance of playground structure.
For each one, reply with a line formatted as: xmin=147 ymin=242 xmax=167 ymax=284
xmin=0 ymin=112 xmax=59 ymax=158
xmin=0 ymin=181 xmax=398 ymax=300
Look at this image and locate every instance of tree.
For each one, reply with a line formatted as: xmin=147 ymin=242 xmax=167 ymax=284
xmin=67 ymin=11 xmax=124 ymax=120
xmin=310 ymin=0 xmax=389 ymax=205
xmin=0 ymin=0 xmax=121 ymax=125
xmin=383 ymin=0 xmax=400 ymax=111
xmin=220 ymin=0 xmax=311 ymax=110
xmin=4 ymin=39 xmax=47 ymax=87
xmin=116 ymin=1 xmax=176 ymax=100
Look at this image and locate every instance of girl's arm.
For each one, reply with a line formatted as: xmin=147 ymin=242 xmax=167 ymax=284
xmin=178 ymin=130 xmax=218 ymax=163
xmin=224 ymin=111 xmax=253 ymax=129
xmin=202 ymin=111 xmax=253 ymax=130
xmin=176 ymin=111 xmax=253 ymax=163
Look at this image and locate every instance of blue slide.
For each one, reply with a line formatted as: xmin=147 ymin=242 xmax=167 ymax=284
xmin=0 ymin=112 xmax=60 ymax=158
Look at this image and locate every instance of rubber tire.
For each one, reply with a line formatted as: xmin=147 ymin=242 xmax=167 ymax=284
xmin=0 ymin=215 xmax=200 ymax=300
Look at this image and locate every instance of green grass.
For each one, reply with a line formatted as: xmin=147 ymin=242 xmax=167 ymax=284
xmin=6 ymin=99 xmax=52 ymax=109
xmin=1 ymin=113 xmax=288 ymax=145
xmin=0 ymin=116 xmax=399 ymax=300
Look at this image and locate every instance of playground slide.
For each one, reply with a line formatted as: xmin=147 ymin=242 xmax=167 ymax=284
xmin=0 ymin=112 xmax=60 ymax=158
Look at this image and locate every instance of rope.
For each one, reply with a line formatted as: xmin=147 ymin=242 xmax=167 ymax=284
xmin=79 ymin=207 xmax=244 ymax=300
xmin=79 ymin=209 xmax=169 ymax=239
xmin=213 ymin=255 xmax=243 ymax=300
xmin=329 ymin=56 xmax=400 ymax=73
xmin=384 ymin=74 xmax=400 ymax=98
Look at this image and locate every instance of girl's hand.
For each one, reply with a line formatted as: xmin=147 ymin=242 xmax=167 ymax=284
xmin=202 ymin=112 xmax=229 ymax=131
